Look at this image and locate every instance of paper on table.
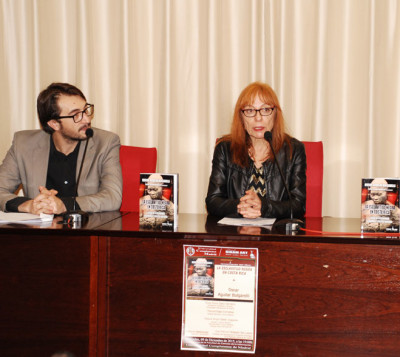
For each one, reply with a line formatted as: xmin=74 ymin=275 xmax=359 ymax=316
xmin=218 ymin=217 xmax=276 ymax=227
xmin=0 ymin=212 xmax=54 ymax=223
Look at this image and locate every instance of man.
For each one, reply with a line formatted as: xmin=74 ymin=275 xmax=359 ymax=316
xmin=0 ymin=82 xmax=122 ymax=214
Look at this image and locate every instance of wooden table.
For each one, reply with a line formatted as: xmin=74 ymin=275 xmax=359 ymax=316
xmin=1 ymin=213 xmax=400 ymax=357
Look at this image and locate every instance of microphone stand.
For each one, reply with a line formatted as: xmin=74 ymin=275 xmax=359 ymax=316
xmin=264 ymin=131 xmax=304 ymax=234
xmin=62 ymin=129 xmax=93 ymax=228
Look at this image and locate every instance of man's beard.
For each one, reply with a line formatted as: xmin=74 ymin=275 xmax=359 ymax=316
xmin=59 ymin=123 xmax=89 ymax=142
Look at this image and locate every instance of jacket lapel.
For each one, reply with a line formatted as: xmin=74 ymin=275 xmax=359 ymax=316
xmin=34 ymin=136 xmax=50 ymax=186
xmin=27 ymin=135 xmax=50 ymax=197
xmin=76 ymin=133 xmax=96 ymax=194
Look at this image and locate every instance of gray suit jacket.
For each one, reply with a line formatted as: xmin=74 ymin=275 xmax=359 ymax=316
xmin=0 ymin=128 xmax=122 ymax=212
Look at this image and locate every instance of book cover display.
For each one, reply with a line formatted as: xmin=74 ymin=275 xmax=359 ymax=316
xmin=361 ymin=178 xmax=400 ymax=232
xmin=139 ymin=173 xmax=178 ymax=230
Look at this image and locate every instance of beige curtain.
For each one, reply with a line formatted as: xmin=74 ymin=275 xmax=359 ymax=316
xmin=1 ymin=0 xmax=400 ymax=218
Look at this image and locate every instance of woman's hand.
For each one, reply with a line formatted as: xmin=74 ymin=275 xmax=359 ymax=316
xmin=237 ymin=190 xmax=262 ymax=218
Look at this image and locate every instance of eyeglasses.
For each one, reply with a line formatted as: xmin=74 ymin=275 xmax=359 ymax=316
xmin=55 ymin=104 xmax=94 ymax=123
xmin=241 ymin=107 xmax=275 ymax=118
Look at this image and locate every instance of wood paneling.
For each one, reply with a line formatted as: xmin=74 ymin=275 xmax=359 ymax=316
xmin=0 ymin=234 xmax=91 ymax=357
xmin=104 ymin=236 xmax=400 ymax=356
xmin=1 ymin=213 xmax=400 ymax=356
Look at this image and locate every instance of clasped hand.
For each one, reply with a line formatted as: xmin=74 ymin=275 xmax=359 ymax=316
xmin=19 ymin=186 xmax=67 ymax=215
xmin=237 ymin=190 xmax=261 ymax=219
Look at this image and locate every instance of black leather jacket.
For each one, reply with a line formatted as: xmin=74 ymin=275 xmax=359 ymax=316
xmin=205 ymin=137 xmax=306 ymax=219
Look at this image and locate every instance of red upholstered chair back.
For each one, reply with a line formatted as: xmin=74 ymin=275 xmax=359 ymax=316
xmin=303 ymin=141 xmax=323 ymax=217
xmin=119 ymin=145 xmax=157 ymax=212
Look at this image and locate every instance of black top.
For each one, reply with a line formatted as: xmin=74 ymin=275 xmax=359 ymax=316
xmin=46 ymin=138 xmax=79 ymax=197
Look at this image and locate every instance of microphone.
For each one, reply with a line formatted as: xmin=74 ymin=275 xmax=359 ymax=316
xmin=62 ymin=128 xmax=94 ymax=227
xmin=264 ymin=131 xmax=304 ymax=233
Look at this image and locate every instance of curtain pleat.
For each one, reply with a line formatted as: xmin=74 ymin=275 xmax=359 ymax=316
xmin=1 ymin=0 xmax=400 ymax=218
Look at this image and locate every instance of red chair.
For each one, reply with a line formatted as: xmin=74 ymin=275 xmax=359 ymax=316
xmin=119 ymin=145 xmax=157 ymax=212
xmin=303 ymin=141 xmax=323 ymax=217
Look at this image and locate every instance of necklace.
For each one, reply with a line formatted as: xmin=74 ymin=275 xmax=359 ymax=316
xmin=248 ymin=147 xmax=269 ymax=164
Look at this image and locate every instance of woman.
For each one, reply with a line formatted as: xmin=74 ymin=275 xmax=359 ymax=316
xmin=205 ymin=82 xmax=306 ymax=219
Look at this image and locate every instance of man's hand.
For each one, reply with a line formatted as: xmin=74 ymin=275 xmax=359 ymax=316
xmin=18 ymin=186 xmax=67 ymax=215
xmin=38 ymin=186 xmax=67 ymax=214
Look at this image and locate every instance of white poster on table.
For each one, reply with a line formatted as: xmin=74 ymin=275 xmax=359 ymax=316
xmin=181 ymin=245 xmax=258 ymax=353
